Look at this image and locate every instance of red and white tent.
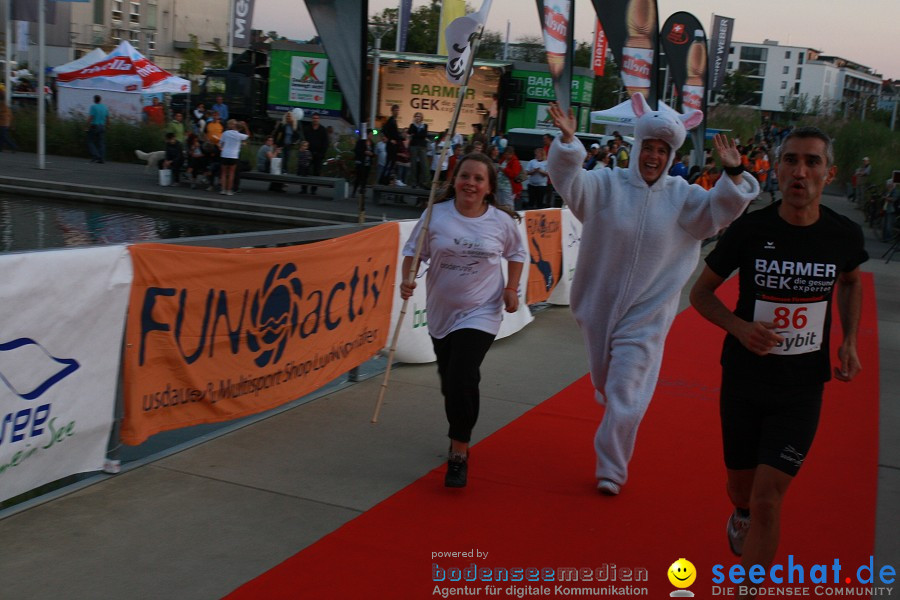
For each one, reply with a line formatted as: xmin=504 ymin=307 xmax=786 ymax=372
xmin=55 ymin=41 xmax=190 ymax=122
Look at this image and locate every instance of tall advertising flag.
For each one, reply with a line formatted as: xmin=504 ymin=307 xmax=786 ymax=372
xmin=708 ymin=15 xmax=735 ymax=92
xmin=397 ymin=0 xmax=413 ymax=52
xmin=660 ymin=12 xmax=707 ymax=113
xmin=231 ymin=0 xmax=255 ymax=48
xmin=304 ymin=0 xmax=368 ymax=127
xmin=591 ymin=0 xmax=659 ymax=108
xmin=445 ymin=0 xmax=493 ymax=85
xmin=593 ymin=20 xmax=608 ymax=77
xmin=536 ymin=0 xmax=575 ymax=113
xmin=438 ymin=0 xmax=468 ymax=56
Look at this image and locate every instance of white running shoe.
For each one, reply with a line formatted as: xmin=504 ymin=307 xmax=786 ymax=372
xmin=727 ymin=510 xmax=751 ymax=556
xmin=597 ymin=478 xmax=621 ymax=496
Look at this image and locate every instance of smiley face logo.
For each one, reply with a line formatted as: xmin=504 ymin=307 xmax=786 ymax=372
xmin=668 ymin=558 xmax=696 ymax=588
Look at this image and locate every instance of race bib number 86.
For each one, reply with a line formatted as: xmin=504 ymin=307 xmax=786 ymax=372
xmin=753 ymin=300 xmax=827 ymax=356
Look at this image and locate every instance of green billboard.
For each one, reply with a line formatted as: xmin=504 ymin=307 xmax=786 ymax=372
xmin=268 ymin=49 xmax=344 ymax=117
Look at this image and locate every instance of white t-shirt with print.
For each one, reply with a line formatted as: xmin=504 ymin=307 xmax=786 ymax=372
xmin=402 ymin=201 xmax=527 ymax=339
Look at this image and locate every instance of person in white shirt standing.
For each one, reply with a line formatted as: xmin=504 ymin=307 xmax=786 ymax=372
xmin=218 ymin=119 xmax=251 ymax=196
xmin=525 ymin=148 xmax=549 ymax=209
xmin=400 ymin=152 xmax=527 ymax=488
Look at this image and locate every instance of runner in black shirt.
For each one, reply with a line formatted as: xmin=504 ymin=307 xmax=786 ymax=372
xmin=690 ymin=127 xmax=868 ymax=600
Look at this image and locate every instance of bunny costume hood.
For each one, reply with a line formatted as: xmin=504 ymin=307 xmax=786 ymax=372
xmin=629 ymin=92 xmax=704 ymax=178
xmin=546 ymin=95 xmax=759 ymax=486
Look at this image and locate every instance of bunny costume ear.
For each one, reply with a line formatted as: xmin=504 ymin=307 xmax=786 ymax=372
xmin=630 ymin=92 xmax=703 ymax=154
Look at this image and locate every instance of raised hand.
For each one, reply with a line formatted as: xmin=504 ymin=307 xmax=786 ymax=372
xmin=548 ymin=102 xmax=576 ymax=143
xmin=713 ymin=133 xmax=741 ymax=169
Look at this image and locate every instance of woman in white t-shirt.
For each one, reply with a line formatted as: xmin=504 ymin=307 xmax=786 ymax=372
xmin=399 ymin=153 xmax=527 ymax=488
xmin=218 ymin=119 xmax=251 ymax=196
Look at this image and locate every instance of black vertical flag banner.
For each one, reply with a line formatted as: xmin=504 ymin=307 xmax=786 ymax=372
xmin=660 ymin=12 xmax=707 ymax=114
xmin=304 ymin=0 xmax=368 ymax=128
xmin=590 ymin=0 xmax=659 ymax=108
xmin=536 ymin=0 xmax=575 ymax=113
xmin=708 ymin=15 xmax=735 ymax=92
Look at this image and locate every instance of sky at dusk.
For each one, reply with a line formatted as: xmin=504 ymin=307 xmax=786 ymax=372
xmin=253 ymin=0 xmax=900 ymax=81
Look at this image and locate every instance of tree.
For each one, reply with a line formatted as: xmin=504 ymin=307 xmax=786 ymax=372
xmin=179 ymin=34 xmax=206 ymax=85
xmin=573 ymin=40 xmax=593 ymax=69
xmin=513 ymin=35 xmax=545 ymax=63
xmin=591 ymin=58 xmax=622 ymax=110
xmin=718 ymin=70 xmax=757 ymax=106
xmin=782 ymin=92 xmax=809 ymax=121
xmin=476 ymin=30 xmax=504 ymax=60
xmin=369 ymin=0 xmax=441 ymax=54
xmin=209 ymin=41 xmax=228 ymax=69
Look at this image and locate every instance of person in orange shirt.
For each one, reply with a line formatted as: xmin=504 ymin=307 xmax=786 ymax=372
xmin=695 ymin=166 xmax=719 ymax=190
xmin=751 ymin=150 xmax=769 ymax=188
xmin=204 ymin=111 xmax=224 ymax=145
xmin=142 ymin=96 xmax=165 ymax=126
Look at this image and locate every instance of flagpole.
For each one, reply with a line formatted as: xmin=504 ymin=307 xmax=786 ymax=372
xmin=372 ymin=32 xmax=485 ymax=424
xmin=37 ymin=0 xmax=45 ymax=169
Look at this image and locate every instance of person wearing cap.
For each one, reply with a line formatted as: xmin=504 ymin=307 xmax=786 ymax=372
xmin=584 ymin=143 xmax=601 ymax=170
xmin=547 ymin=94 xmax=759 ymax=496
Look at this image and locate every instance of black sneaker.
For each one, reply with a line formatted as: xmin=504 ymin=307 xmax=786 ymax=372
xmin=445 ymin=452 xmax=468 ymax=488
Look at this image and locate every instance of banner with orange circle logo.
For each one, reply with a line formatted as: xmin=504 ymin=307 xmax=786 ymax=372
xmin=120 ymin=223 xmax=398 ymax=445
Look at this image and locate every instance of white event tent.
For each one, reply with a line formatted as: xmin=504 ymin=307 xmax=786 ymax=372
xmin=51 ymin=48 xmax=108 ymax=76
xmin=55 ymin=41 xmax=190 ymax=122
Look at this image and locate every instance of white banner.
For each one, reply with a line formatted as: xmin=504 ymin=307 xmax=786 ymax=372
xmin=548 ymin=208 xmax=582 ymax=305
xmin=389 ymin=219 xmax=533 ymax=364
xmin=290 ymin=56 xmax=329 ymax=105
xmin=0 ymin=246 xmax=132 ymax=503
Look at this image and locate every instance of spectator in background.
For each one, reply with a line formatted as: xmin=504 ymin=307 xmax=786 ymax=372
xmin=407 ymin=111 xmax=430 ymax=189
xmin=374 ymin=133 xmax=388 ymax=181
xmin=353 ymin=132 xmax=375 ymax=198
xmin=525 ymin=147 xmax=549 ymax=209
xmin=211 ymin=95 xmax=229 ymax=122
xmin=852 ymin=156 xmax=871 ymax=204
xmin=191 ymin=102 xmax=206 ymax=134
xmin=142 ymin=96 xmax=165 ymax=126
xmin=584 ymin=143 xmax=601 ymax=171
xmin=694 ymin=165 xmax=719 ymax=190
xmin=380 ymin=104 xmax=403 ymax=184
xmin=161 ymin=131 xmax=184 ymax=185
xmin=0 ymin=92 xmax=17 ymax=153
xmin=497 ymin=145 xmax=522 ymax=210
xmin=185 ymin=133 xmax=207 ymax=188
xmin=165 ymin=112 xmax=186 ymax=144
xmin=471 ymin=122 xmax=489 ymax=148
xmin=218 ymin=119 xmax=250 ymax=196
xmin=303 ymin=113 xmax=329 ymax=194
xmin=257 ymin=135 xmax=284 ymax=192
xmin=86 ymin=94 xmax=109 ymax=164
xmin=296 ymin=140 xmax=312 ymax=194
xmin=204 ymin=111 xmax=224 ymax=146
xmin=669 ymin=152 xmax=690 ymax=179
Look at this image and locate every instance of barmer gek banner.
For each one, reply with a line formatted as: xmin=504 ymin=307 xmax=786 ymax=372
xmin=120 ymin=224 xmax=398 ymax=445
xmin=591 ymin=0 xmax=659 ymax=108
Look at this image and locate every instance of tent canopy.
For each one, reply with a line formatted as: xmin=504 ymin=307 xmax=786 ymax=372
xmin=52 ymin=48 xmax=107 ymax=75
xmin=56 ymin=41 xmax=189 ymax=94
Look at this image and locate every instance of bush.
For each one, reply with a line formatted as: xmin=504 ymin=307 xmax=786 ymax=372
xmin=11 ymin=107 xmax=167 ymax=163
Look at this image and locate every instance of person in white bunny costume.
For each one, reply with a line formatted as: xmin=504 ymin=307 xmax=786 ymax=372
xmin=546 ymin=93 xmax=760 ymax=495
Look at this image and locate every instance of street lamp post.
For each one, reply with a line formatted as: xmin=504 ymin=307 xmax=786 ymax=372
xmin=368 ymin=22 xmax=393 ymax=137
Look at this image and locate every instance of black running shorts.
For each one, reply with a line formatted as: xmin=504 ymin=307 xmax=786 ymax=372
xmin=720 ymin=376 xmax=824 ymax=477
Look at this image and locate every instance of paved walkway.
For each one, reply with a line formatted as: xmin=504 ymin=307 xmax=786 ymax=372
xmin=0 ymin=151 xmax=897 ymax=599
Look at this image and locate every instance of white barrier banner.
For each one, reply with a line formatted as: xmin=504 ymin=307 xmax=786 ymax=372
xmin=389 ymin=219 xmax=533 ymax=364
xmin=0 ymin=246 xmax=132 ymax=502
xmin=548 ymin=208 xmax=582 ymax=305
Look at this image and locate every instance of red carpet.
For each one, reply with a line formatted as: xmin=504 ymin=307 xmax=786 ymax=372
xmin=228 ymin=275 xmax=880 ymax=599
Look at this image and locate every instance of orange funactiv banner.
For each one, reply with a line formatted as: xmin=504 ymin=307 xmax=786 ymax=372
xmin=120 ymin=223 xmax=399 ymax=445
xmin=524 ymin=209 xmax=562 ymax=304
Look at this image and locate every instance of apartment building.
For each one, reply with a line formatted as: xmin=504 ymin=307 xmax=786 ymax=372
xmin=3 ymin=0 xmax=230 ymax=73
xmin=724 ymin=39 xmax=882 ymax=116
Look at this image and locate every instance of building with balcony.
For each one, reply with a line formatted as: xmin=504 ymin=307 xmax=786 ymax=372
xmin=722 ymin=39 xmax=883 ymax=116
xmin=2 ymin=0 xmax=233 ymax=74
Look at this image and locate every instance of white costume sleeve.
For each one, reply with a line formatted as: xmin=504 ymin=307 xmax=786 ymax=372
xmin=674 ymin=172 xmax=760 ymax=240
xmin=546 ymin=136 xmax=614 ymax=223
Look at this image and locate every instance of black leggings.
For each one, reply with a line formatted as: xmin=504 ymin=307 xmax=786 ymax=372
xmin=431 ymin=329 xmax=496 ymax=443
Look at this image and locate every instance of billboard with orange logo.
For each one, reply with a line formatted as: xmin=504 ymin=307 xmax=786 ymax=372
xmin=120 ymin=224 xmax=399 ymax=445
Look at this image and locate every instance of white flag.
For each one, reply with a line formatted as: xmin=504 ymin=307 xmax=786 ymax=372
xmin=445 ymin=0 xmax=493 ymax=84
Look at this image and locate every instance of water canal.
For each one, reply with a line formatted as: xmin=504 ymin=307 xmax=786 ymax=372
xmin=0 ymin=195 xmax=283 ymax=252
